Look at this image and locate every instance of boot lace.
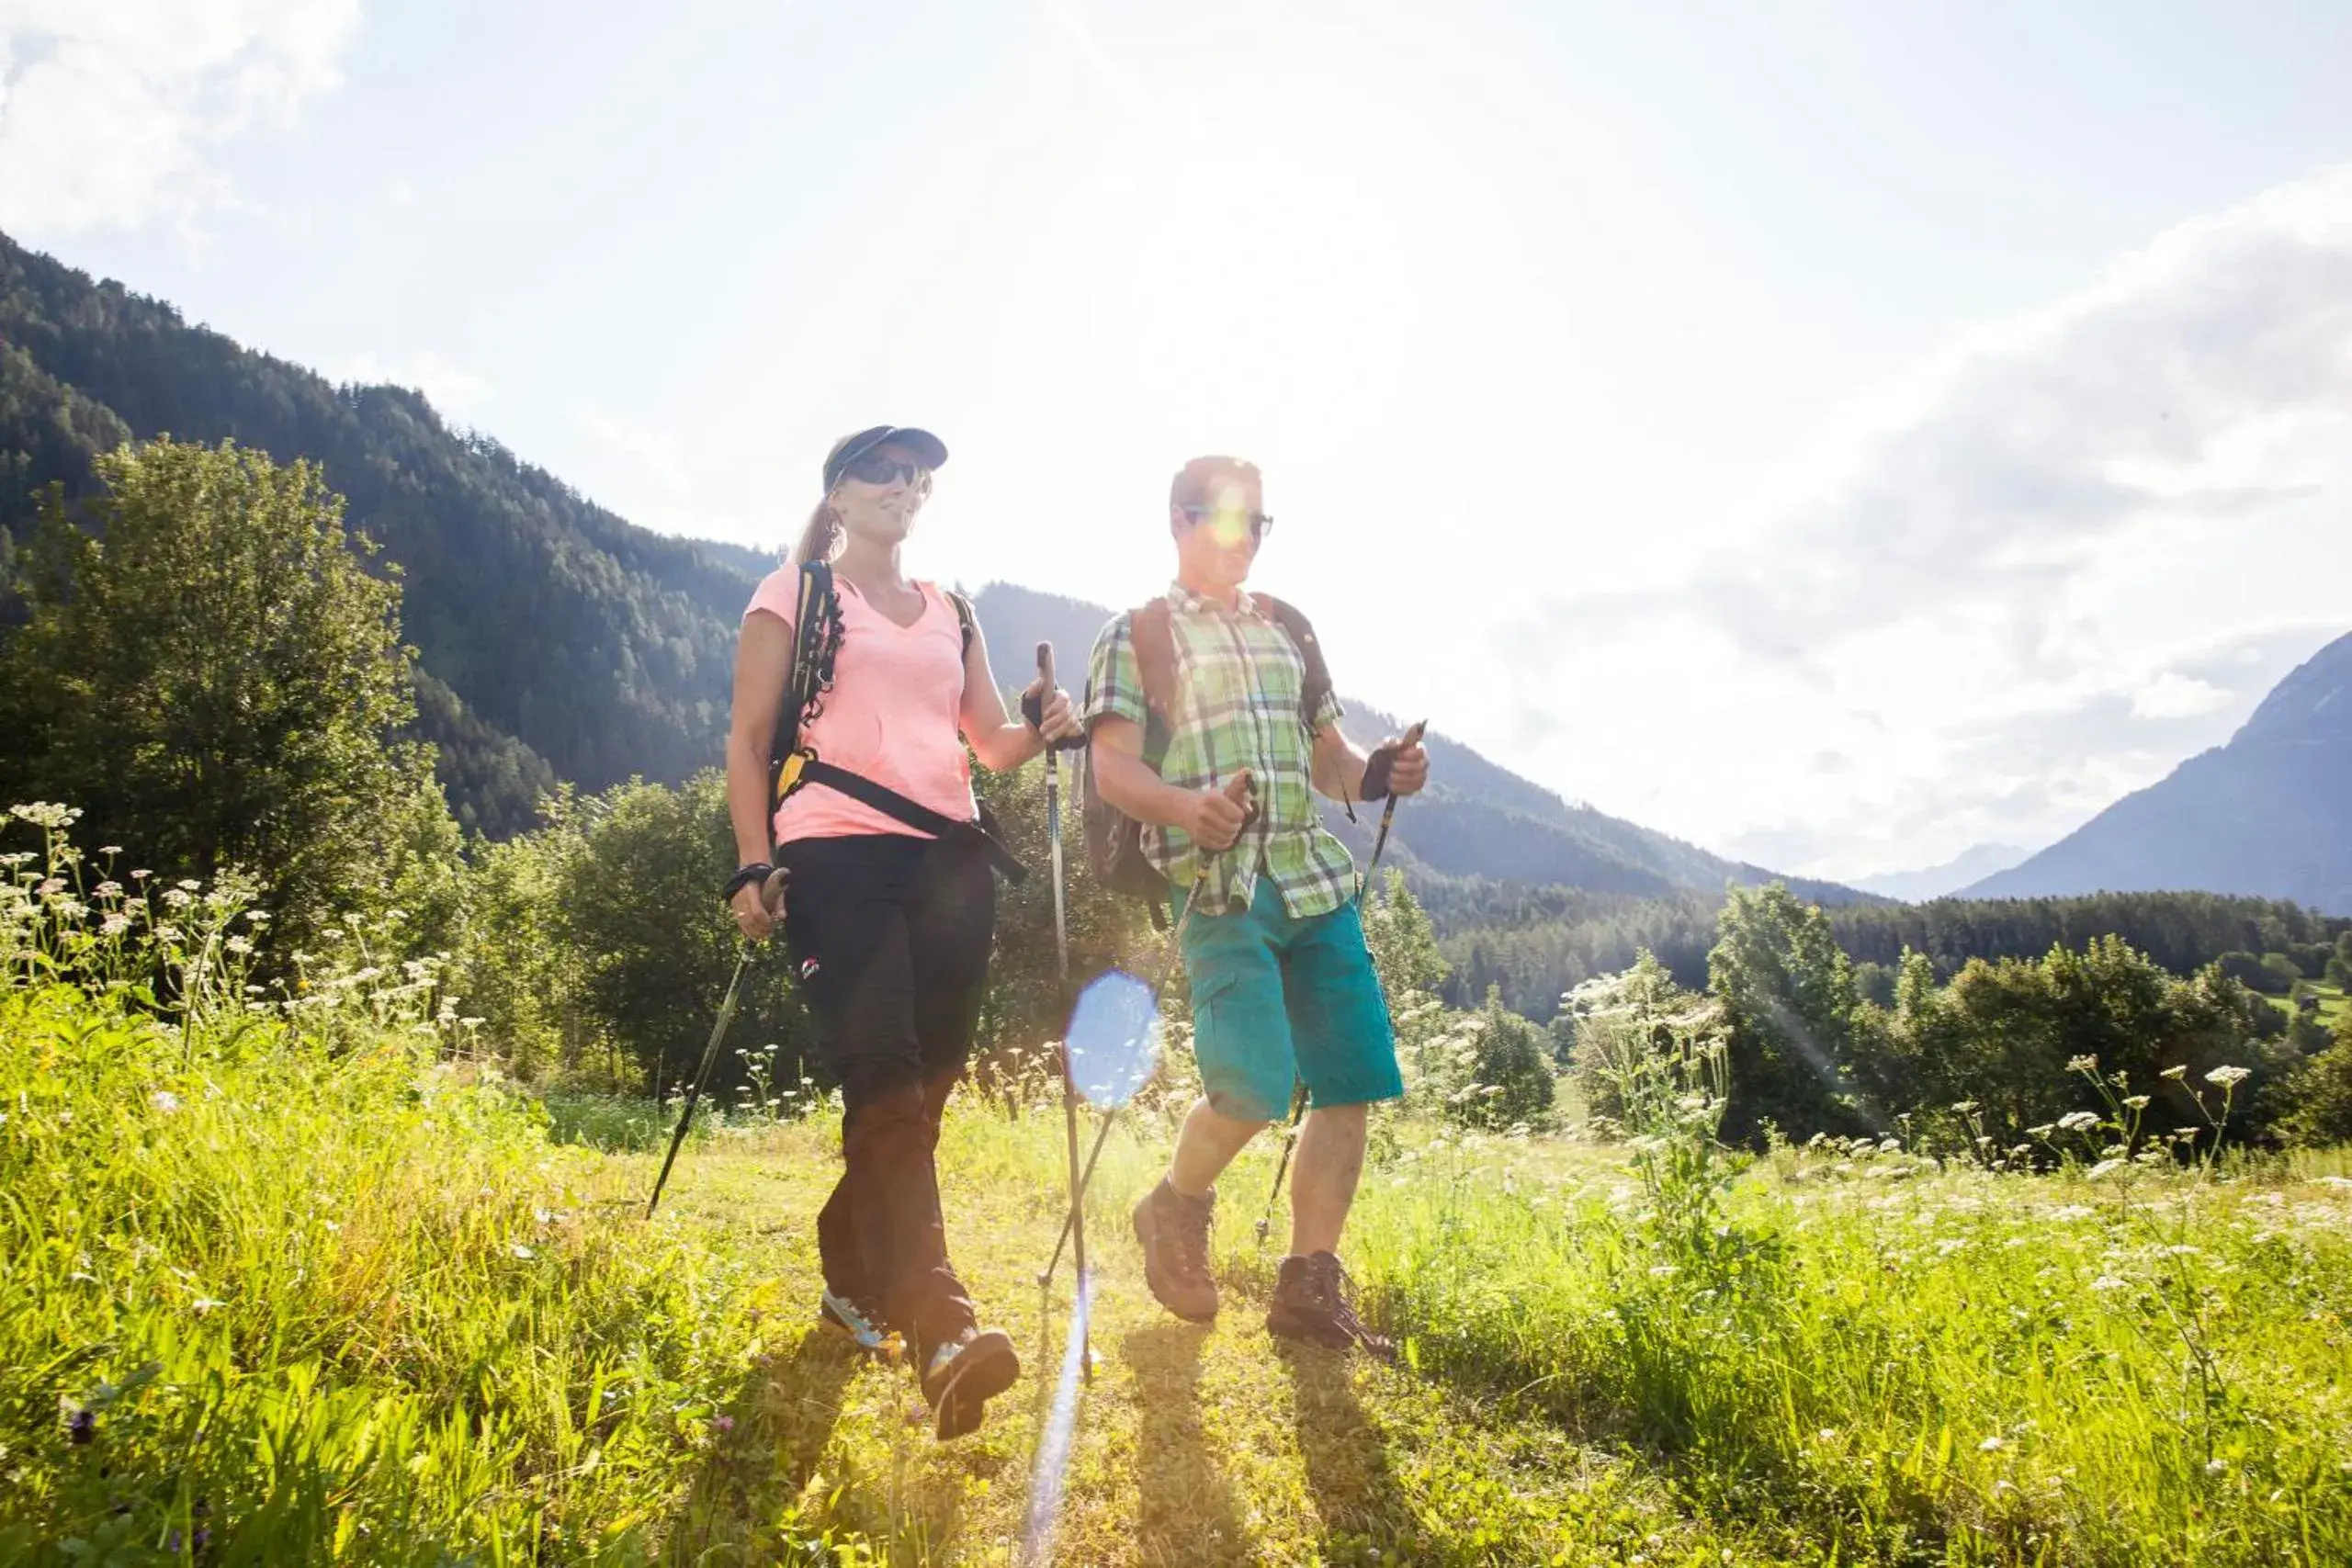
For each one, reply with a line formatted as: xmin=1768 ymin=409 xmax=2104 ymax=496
xmin=1306 ymin=1254 xmax=1395 ymax=1360
xmin=1169 ymin=1193 xmax=1214 ymax=1281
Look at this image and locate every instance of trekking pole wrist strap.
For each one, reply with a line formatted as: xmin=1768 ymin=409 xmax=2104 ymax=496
xmin=1360 ymin=741 xmax=1399 ymax=803
xmin=722 ymin=862 xmax=774 ymax=902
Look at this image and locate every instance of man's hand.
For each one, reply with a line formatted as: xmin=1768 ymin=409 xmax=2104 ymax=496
xmin=1383 ymin=736 xmax=1429 ymax=797
xmin=1183 ymin=772 xmax=1255 ymax=852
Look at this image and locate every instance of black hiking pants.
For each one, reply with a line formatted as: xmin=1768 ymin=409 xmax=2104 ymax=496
xmin=776 ymin=832 xmax=994 ymax=1355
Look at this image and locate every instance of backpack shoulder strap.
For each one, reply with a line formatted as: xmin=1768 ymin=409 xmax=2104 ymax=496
xmin=944 ymin=585 xmax=977 ymax=662
xmin=1131 ymin=599 xmax=1177 ymax=722
xmin=767 ymin=561 xmax=840 ymax=838
xmin=1250 ymin=592 xmax=1334 ymax=726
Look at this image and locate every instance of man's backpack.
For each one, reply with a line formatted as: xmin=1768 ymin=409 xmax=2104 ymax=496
xmin=765 ymin=562 xmax=1023 ymax=882
xmin=1079 ymin=593 xmax=1333 ymax=918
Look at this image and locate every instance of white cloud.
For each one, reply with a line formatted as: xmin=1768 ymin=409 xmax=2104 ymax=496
xmin=0 ymin=0 xmax=360 ymax=238
xmin=579 ymin=411 xmax=689 ymax=494
xmin=1504 ymin=165 xmax=2352 ymax=876
xmin=2130 ymin=672 xmax=2231 ymax=722
xmin=336 ymin=350 xmax=492 ymax=422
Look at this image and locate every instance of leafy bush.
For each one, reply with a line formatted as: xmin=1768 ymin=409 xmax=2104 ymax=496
xmin=2258 ymin=953 xmax=2306 ymax=993
xmin=2280 ymin=1015 xmax=2352 ymax=1145
xmin=1561 ymin=950 xmax=1724 ymax=1129
xmin=2215 ymin=950 xmax=2270 ymax=989
xmin=1406 ymin=989 xmax=1555 ymax=1131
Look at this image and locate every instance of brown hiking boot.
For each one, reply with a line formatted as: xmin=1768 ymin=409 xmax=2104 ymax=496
xmin=1265 ymin=1252 xmax=1395 ymax=1360
xmin=1132 ymin=1179 xmax=1218 ymax=1321
xmin=919 ymin=1326 xmax=1020 ymax=1441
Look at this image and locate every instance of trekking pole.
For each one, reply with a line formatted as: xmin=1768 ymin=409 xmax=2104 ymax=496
xmin=1040 ymin=774 xmax=1256 ymax=1286
xmin=1257 ymin=724 xmax=1430 ymax=1241
xmin=648 ymin=866 xmax=789 ymax=1219
xmin=1255 ymin=1079 xmax=1311 ymax=1245
xmin=1356 ymin=719 xmax=1427 ymax=908
xmin=1037 ymin=642 xmax=1092 ymax=1383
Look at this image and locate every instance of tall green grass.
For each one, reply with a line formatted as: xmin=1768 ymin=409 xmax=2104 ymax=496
xmin=6 ymin=802 xmax=2350 ymax=1564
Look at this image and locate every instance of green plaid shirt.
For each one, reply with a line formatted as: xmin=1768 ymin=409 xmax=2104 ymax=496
xmin=1084 ymin=583 xmax=1356 ymax=918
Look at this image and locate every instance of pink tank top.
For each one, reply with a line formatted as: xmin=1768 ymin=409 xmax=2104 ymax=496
xmin=743 ymin=569 xmax=976 ymax=847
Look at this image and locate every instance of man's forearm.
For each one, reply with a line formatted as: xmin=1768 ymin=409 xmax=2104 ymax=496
xmin=1093 ymin=742 xmax=1201 ymax=829
xmin=1311 ymin=728 xmax=1373 ymax=803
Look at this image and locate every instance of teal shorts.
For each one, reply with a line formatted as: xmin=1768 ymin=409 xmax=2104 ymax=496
xmin=1179 ymin=877 xmax=1403 ymax=1123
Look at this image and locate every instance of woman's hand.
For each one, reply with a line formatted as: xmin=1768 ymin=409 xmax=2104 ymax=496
xmin=1022 ymin=680 xmax=1083 ymax=747
xmin=729 ymin=867 xmax=786 ymax=942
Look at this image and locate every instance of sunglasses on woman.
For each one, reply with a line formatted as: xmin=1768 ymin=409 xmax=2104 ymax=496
xmin=838 ymin=451 xmax=933 ymax=487
xmin=1178 ymin=504 xmax=1275 ymax=540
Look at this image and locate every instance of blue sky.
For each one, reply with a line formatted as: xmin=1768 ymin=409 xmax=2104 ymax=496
xmin=6 ymin=0 xmax=2350 ymax=880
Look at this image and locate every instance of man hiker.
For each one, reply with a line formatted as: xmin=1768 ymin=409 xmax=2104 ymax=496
xmin=1082 ymin=454 xmax=1429 ymax=1354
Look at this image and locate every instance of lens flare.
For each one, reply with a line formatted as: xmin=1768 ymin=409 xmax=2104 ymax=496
xmin=1065 ymin=969 xmax=1160 ymax=1107
xmin=1020 ymin=1269 xmax=1091 ymax=1565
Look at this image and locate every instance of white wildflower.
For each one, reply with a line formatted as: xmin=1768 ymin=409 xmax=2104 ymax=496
xmin=1980 ymin=1436 xmax=2006 ymax=1452
xmin=151 ymin=1090 xmax=181 ymax=1113
xmin=2057 ymin=1111 xmax=2100 ymax=1133
xmin=2204 ymin=1066 xmax=2251 ymax=1088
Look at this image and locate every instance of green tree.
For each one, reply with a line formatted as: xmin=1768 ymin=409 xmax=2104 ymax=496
xmin=2257 ymin=953 xmax=2305 ymax=994
xmin=446 ymin=786 xmax=605 ymax=1081
xmin=2280 ymin=1011 xmax=2352 ymax=1146
xmin=1362 ymin=870 xmax=1447 ymax=1007
xmin=0 ymin=440 xmax=451 ymax=951
xmin=554 ymin=771 xmax=816 ymax=1098
xmin=1453 ymin=988 xmax=1555 ymax=1131
xmin=1707 ymin=884 xmax=1869 ymax=1143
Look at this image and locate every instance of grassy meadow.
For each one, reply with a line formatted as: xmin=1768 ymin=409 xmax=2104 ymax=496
xmin=6 ymin=953 xmax=2351 ymax=1566
xmin=2268 ymin=982 xmax=2347 ymax=1031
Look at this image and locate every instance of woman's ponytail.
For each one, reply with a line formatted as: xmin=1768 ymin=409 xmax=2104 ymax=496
xmin=791 ymin=497 xmax=840 ymax=566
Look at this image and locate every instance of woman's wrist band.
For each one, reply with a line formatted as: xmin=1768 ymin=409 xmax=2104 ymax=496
xmin=722 ymin=862 xmax=774 ymax=901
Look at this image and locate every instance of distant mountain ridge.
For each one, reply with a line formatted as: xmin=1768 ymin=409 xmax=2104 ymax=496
xmin=1962 ymin=630 xmax=2352 ymax=915
xmin=1850 ymin=843 xmax=2029 ymax=903
xmin=1 ymin=228 xmax=1867 ymax=903
xmin=968 ymin=584 xmax=1873 ymax=906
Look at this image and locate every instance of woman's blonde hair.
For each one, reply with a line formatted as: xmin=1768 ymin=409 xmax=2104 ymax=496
xmin=790 ymin=493 xmax=840 ymax=566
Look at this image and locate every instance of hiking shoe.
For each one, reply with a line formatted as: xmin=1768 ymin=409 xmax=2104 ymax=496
xmin=1132 ymin=1179 xmax=1218 ymax=1322
xmin=920 ymin=1326 xmax=1020 ymax=1440
xmin=818 ymin=1289 xmax=890 ymax=1354
xmin=1265 ymin=1252 xmax=1395 ymax=1360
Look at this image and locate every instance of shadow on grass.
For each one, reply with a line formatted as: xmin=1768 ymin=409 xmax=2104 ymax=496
xmin=1275 ymin=1342 xmax=1413 ymax=1559
xmin=662 ymin=1325 xmax=864 ymax=1564
xmin=1122 ymin=1321 xmax=1256 ymax=1567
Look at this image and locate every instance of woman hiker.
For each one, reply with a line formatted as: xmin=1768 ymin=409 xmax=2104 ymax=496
xmin=724 ymin=425 xmax=1081 ymax=1439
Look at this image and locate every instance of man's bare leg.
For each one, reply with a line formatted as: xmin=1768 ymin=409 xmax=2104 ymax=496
xmin=1169 ymin=1095 xmax=1268 ymax=1197
xmin=1286 ymin=1100 xmax=1366 ymax=1257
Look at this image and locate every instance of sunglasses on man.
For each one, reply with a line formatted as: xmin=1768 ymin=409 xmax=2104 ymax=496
xmin=1178 ymin=503 xmax=1275 ymax=540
